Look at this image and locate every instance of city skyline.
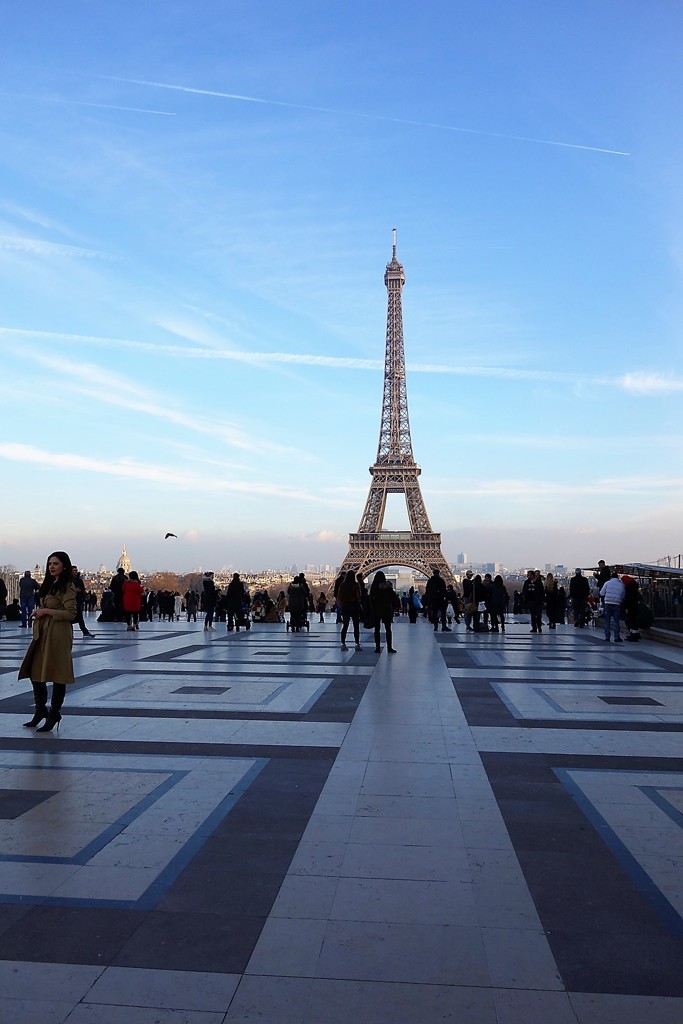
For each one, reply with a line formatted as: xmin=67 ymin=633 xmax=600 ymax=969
xmin=1 ymin=3 xmax=681 ymax=573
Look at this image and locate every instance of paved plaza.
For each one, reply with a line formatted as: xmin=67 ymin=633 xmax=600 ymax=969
xmin=0 ymin=612 xmax=681 ymax=1023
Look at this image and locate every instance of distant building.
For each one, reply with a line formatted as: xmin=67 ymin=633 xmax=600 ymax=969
xmin=117 ymin=545 xmax=132 ymax=574
xmin=456 ymin=553 xmax=468 ymax=565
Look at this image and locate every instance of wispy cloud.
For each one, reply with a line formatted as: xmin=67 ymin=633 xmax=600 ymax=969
xmin=467 ymin=433 xmax=683 ymax=451
xmin=619 ymin=372 xmax=683 ymax=395
xmin=0 ymin=442 xmax=348 ymax=503
xmin=154 ymin=316 xmax=239 ymax=353
xmin=431 ymin=476 xmax=683 ymax=499
xmin=0 ymin=237 xmax=114 ymax=259
xmin=0 ymin=202 xmax=60 ymax=231
xmin=5 ymin=92 xmax=175 ymax=117
xmin=20 ymin=351 xmax=317 ymax=460
xmin=4 ymin=326 xmax=682 ymax=395
xmin=95 ymin=75 xmax=630 ymax=156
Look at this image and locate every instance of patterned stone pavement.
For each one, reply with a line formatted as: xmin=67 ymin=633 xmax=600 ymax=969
xmin=0 ymin=612 xmax=681 ymax=1023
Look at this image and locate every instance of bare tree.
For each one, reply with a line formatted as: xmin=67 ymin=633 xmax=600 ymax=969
xmin=178 ymin=572 xmax=203 ymax=594
xmin=145 ymin=571 xmax=180 ymax=592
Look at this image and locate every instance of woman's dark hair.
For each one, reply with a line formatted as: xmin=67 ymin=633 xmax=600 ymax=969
xmin=494 ymin=575 xmax=505 ymax=587
xmin=39 ymin=551 xmax=73 ymax=598
xmin=370 ymin=570 xmax=387 ymax=595
xmin=339 ymin=570 xmax=359 ymax=600
xmin=129 ymin=570 xmax=139 ymax=582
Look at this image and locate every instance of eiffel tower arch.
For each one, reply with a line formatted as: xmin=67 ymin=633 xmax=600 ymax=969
xmin=339 ymin=232 xmax=454 ymax=584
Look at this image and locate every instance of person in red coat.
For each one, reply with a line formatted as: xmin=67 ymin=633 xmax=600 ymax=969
xmin=122 ymin=570 xmax=144 ymax=631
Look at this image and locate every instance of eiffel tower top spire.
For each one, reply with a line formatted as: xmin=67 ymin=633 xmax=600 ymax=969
xmin=377 ymin=229 xmax=414 ymax=466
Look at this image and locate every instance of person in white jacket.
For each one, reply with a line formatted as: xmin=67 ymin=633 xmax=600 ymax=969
xmin=600 ymin=571 xmax=626 ymax=643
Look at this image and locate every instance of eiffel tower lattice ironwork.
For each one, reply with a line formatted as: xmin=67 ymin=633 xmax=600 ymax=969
xmin=339 ymin=232 xmax=453 ymax=582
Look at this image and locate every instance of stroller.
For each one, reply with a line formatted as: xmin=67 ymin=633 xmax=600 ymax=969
xmin=285 ymin=580 xmax=309 ymax=632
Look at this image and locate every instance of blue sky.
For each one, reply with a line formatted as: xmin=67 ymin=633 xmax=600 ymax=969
xmin=0 ymin=1 xmax=681 ymax=574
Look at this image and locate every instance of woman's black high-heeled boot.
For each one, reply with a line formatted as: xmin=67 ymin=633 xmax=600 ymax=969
xmin=37 ymin=709 xmax=61 ymax=733
xmin=23 ymin=682 xmax=48 ymax=728
xmin=23 ymin=706 xmax=48 ymax=728
xmin=36 ymin=684 xmax=65 ymax=733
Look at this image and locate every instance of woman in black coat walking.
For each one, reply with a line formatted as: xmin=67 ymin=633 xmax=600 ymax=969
xmin=369 ymin=572 xmax=398 ymax=653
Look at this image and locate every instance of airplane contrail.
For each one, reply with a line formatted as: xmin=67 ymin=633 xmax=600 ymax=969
xmin=0 ymin=325 xmax=642 ymax=390
xmin=93 ymin=74 xmax=629 ymax=156
xmin=6 ymin=92 xmax=175 ymax=116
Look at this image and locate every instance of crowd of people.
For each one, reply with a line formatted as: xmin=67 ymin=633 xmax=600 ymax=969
xmin=5 ymin=549 xmax=656 ymax=735
xmin=3 ymin=560 xmax=650 ymax=646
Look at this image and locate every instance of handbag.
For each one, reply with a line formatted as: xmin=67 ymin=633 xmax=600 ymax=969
xmin=477 ymin=601 xmax=487 ymax=613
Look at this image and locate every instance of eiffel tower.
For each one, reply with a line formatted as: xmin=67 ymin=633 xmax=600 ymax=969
xmin=339 ymin=232 xmax=454 ymax=583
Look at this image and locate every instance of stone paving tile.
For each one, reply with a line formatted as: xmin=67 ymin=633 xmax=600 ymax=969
xmin=304 ymin=978 xmax=498 ymax=1024
xmin=84 ymin=966 xmax=240 ymax=1010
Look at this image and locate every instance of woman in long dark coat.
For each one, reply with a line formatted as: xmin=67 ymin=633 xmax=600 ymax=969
xmin=337 ymin=570 xmax=363 ymax=651
xmin=19 ymin=551 xmax=77 ymax=733
xmin=407 ymin=586 xmax=420 ymax=624
xmin=369 ymin=571 xmax=398 ymax=654
xmin=544 ymin=573 xmax=560 ymax=629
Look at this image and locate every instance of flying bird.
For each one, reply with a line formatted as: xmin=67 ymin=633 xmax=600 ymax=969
xmin=164 ymin=532 xmax=178 ymax=539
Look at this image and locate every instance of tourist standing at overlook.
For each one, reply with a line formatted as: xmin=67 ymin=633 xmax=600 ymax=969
xmin=19 ymin=551 xmax=77 ymax=733
xmin=462 ymin=570 xmax=475 ymax=631
xmin=18 ymin=570 xmax=40 ymax=629
xmin=298 ymin=574 xmax=313 ymax=613
xmin=445 ymin=584 xmax=461 ymax=625
xmin=557 ymin=585 xmax=567 ymax=624
xmin=226 ymin=573 xmax=247 ymax=631
xmin=287 ymin=576 xmax=308 ymax=632
xmin=489 ymin=575 xmax=509 ymax=633
xmin=369 ymin=571 xmax=398 ymax=653
xmin=109 ymin=567 xmax=127 ymax=622
xmin=595 ymin=559 xmax=611 ymax=592
xmin=333 ymin=572 xmax=345 ymax=623
xmin=407 ymin=586 xmax=420 ymax=624
xmin=472 ymin=574 xmax=489 ymax=633
xmin=595 ymin=559 xmax=611 ymax=614
xmin=337 ymin=570 xmax=362 ymax=651
xmin=122 ymin=571 xmax=144 ymax=631
xmin=569 ymin=568 xmax=590 ymax=628
xmin=622 ymin=575 xmax=642 ymax=642
xmin=185 ymin=590 xmax=198 ymax=623
xmin=356 ymin=573 xmax=370 ymax=626
xmin=481 ymin=573 xmax=494 ymax=632
xmin=425 ymin=568 xmax=450 ymax=632
xmin=523 ymin=570 xmax=545 ymax=634
xmin=545 ymin=573 xmax=560 ymax=629
xmin=202 ymin=571 xmax=217 ymax=631
xmin=600 ymin=569 xmax=626 ymax=643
